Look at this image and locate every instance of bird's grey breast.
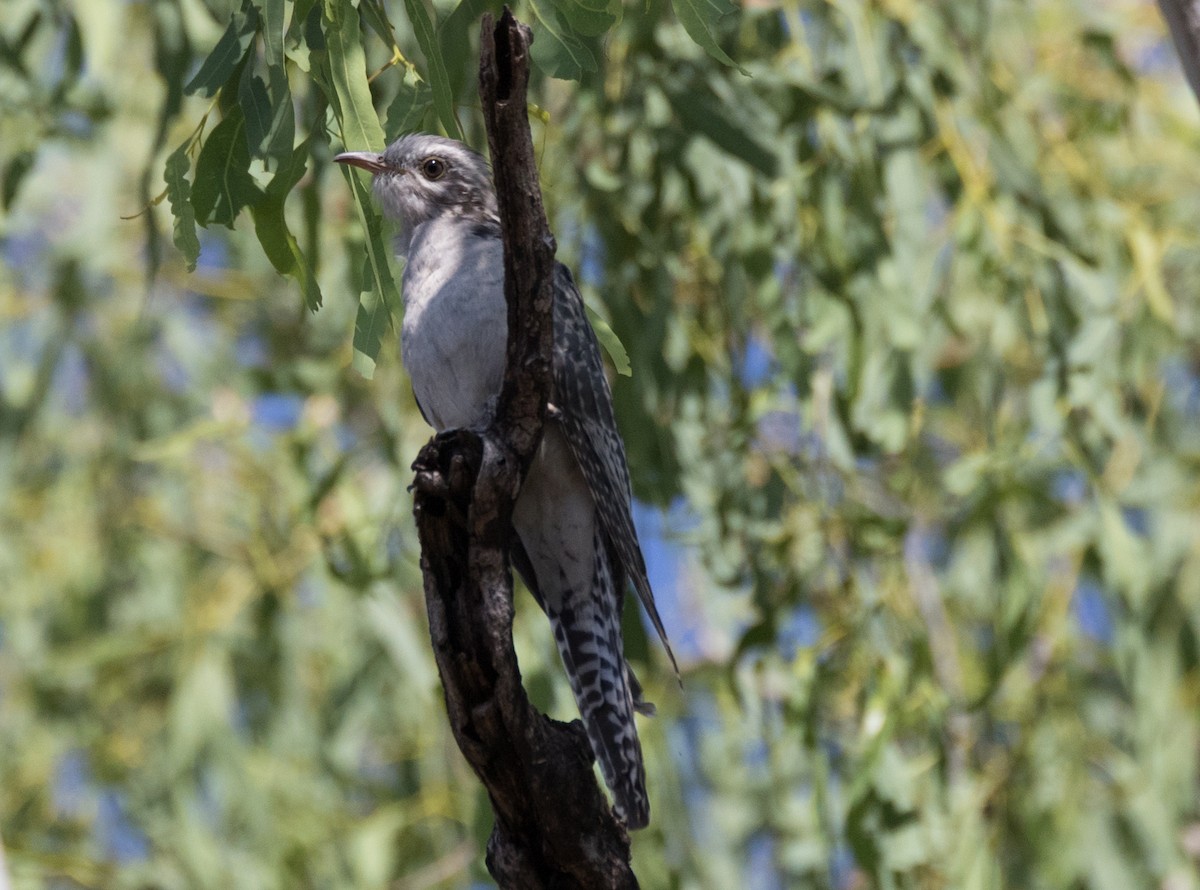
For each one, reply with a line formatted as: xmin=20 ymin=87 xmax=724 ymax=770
xmin=399 ymin=217 xmax=507 ymax=431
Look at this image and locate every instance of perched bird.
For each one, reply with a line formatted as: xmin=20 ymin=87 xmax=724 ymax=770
xmin=334 ymin=134 xmax=676 ymax=829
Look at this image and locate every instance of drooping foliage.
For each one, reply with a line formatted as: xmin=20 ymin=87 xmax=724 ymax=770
xmin=2 ymin=0 xmax=1200 ymax=887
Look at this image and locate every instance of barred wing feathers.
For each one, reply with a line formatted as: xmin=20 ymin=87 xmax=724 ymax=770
xmin=550 ymin=265 xmax=680 ymax=678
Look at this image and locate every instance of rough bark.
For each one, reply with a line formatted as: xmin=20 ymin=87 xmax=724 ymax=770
xmin=409 ymin=10 xmax=639 ymax=889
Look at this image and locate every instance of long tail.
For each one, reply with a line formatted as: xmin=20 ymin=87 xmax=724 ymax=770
xmin=547 ymin=527 xmax=650 ymax=829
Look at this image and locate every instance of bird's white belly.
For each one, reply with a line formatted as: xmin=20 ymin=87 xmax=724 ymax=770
xmin=512 ymin=423 xmax=596 ymax=613
xmin=399 ymin=220 xmax=507 ymax=431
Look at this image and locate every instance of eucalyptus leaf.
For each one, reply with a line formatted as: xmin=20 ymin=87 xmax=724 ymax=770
xmin=666 ymin=87 xmax=776 ymax=176
xmin=183 ymin=6 xmax=258 ymax=97
xmin=230 ymin=54 xmax=293 ymax=163
xmin=2 ymin=151 xmax=34 ymax=211
xmin=671 ymin=0 xmax=745 ymax=73
xmin=439 ymin=0 xmax=490 ymax=94
xmin=384 ymin=71 xmax=433 ymax=141
xmin=163 ymin=142 xmax=200 ymax=270
xmin=548 ymin=0 xmax=618 ymax=38
xmin=400 ymin=0 xmax=462 ymax=140
xmin=9 ymin=3 xmax=1200 ymax=889
xmin=324 ymin=0 xmax=386 ymax=152
xmin=263 ymin=64 xmax=296 ymax=162
xmin=250 ymin=142 xmax=323 ymax=310
xmin=237 ymin=70 xmax=273 ymax=156
xmin=585 ymin=305 xmax=632 ymax=377
xmin=191 ymin=107 xmax=263 ymax=227
xmin=529 ymin=0 xmax=597 ymax=80
xmin=359 ymin=0 xmax=398 ymax=49
xmin=344 ymin=167 xmax=399 ymax=375
xmin=262 ymin=0 xmax=285 ymax=64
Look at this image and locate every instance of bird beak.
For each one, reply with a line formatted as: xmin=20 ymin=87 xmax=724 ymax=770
xmin=333 ymin=151 xmax=389 ymax=174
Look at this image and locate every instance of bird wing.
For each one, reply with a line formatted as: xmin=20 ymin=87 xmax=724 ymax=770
xmin=550 ymin=264 xmax=679 ymax=677
xmin=412 ymin=391 xmax=431 ymax=427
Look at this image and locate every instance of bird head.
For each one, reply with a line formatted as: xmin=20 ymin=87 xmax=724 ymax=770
xmin=334 ymin=134 xmax=498 ymax=232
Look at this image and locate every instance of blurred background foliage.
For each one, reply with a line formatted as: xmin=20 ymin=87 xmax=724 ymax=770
xmin=3 ymin=0 xmax=1200 ymax=886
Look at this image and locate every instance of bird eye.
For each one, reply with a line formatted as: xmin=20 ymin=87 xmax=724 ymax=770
xmin=421 ymin=157 xmax=447 ymax=180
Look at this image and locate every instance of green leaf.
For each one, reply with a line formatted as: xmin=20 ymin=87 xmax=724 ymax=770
xmin=384 ymin=70 xmax=432 ymax=141
xmin=324 ymin=0 xmax=386 ymax=152
xmin=268 ymin=143 xmax=318 ymax=228
xmin=322 ymin=0 xmax=400 ymax=363
xmin=263 ymin=139 xmax=308 ymax=201
xmin=400 ymin=0 xmax=462 ymax=139
xmin=252 ymin=203 xmax=293 ymax=273
xmin=293 ymin=0 xmax=320 ymax=34
xmin=238 ymin=70 xmax=272 ymax=154
xmin=548 ymin=0 xmax=617 ymax=38
xmin=585 ymin=304 xmax=632 ymax=377
xmin=163 ymin=143 xmax=201 ymax=271
xmin=252 ymin=209 xmax=324 ymax=311
xmin=358 ymin=0 xmax=397 ymax=48
xmin=671 ymin=0 xmax=745 ymax=74
xmin=294 ymin=1 xmax=327 ymax=77
xmin=263 ymin=65 xmax=296 ymax=162
xmin=666 ymin=87 xmax=776 ymax=176
xmin=2 ymin=151 xmax=34 ymax=211
xmin=290 ymin=240 xmax=323 ymax=312
xmin=341 ymin=166 xmax=399 ymax=375
xmin=192 ymin=107 xmax=263 ymax=227
xmin=61 ymin=13 xmax=84 ymax=87
xmin=262 ymin=0 xmax=285 ymax=64
xmin=238 ymin=61 xmax=295 ymax=163
xmin=287 ymin=0 xmax=322 ymax=66
xmin=529 ymin=0 xmax=597 ymax=80
xmin=184 ymin=6 xmax=258 ymax=97
xmin=353 ymin=266 xmax=389 ymax=377
xmin=439 ymin=0 xmax=489 ymax=92
xmin=251 ymin=142 xmax=321 ymax=311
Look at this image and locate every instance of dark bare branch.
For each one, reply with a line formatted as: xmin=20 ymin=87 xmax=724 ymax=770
xmin=480 ymin=10 xmax=557 ymax=464
xmin=409 ymin=9 xmax=639 ymax=888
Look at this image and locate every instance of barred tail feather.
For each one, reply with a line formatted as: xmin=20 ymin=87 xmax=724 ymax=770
xmin=548 ymin=529 xmax=650 ymax=829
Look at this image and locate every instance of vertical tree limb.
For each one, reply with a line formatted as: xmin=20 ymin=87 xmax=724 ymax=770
xmin=409 ymin=9 xmax=639 ymax=888
xmin=1158 ymin=0 xmax=1200 ymax=106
